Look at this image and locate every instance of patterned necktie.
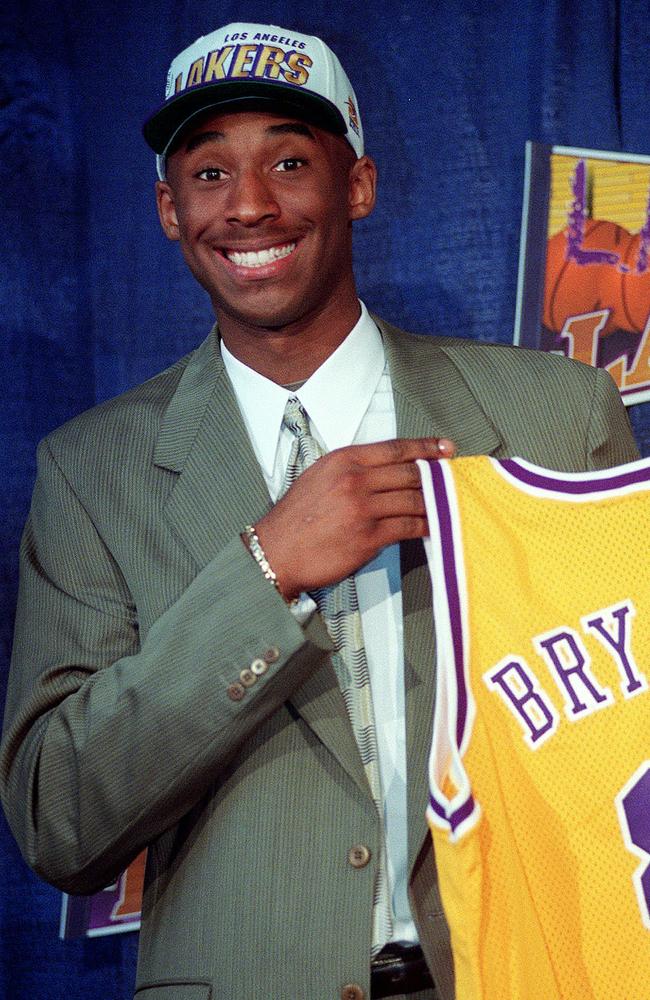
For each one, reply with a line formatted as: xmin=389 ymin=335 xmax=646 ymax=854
xmin=281 ymin=396 xmax=393 ymax=952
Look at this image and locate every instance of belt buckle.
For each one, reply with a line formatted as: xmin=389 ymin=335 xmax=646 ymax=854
xmin=370 ymin=943 xmax=434 ymax=999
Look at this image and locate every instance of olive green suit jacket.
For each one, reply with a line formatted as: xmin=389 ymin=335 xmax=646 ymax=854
xmin=0 ymin=319 xmax=639 ymax=1000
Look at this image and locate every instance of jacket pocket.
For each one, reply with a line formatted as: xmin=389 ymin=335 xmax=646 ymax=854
xmin=135 ymin=981 xmax=211 ymax=999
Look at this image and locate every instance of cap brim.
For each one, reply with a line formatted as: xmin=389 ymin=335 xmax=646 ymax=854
xmin=143 ymin=80 xmax=347 ymax=154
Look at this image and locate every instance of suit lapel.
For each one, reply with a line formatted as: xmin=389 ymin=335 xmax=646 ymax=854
xmin=156 ymin=330 xmax=271 ymax=564
xmin=154 ymin=329 xmax=369 ymax=798
xmin=376 ymin=318 xmax=503 ymax=867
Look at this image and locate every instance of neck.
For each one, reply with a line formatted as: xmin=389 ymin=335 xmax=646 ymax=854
xmin=216 ymin=290 xmax=362 ymax=384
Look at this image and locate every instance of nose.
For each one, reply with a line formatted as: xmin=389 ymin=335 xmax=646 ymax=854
xmin=226 ymin=169 xmax=280 ymax=227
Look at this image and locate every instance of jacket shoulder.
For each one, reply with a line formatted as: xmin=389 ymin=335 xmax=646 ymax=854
xmin=393 ymin=324 xmax=598 ymax=392
xmin=378 ymin=318 xmax=607 ymax=415
xmin=439 ymin=335 xmax=596 ymax=387
xmin=42 ymin=351 xmax=193 ymax=464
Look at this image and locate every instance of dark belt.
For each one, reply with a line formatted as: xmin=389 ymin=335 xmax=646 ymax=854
xmin=370 ymin=942 xmax=435 ymax=998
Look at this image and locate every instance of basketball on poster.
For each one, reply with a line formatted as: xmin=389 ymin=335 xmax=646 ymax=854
xmin=516 ymin=144 xmax=650 ymax=406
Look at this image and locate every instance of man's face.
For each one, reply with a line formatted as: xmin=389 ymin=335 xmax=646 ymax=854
xmin=156 ymin=109 xmax=376 ymax=337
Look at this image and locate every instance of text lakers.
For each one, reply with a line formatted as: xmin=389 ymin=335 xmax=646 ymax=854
xmin=171 ymin=42 xmax=313 ymax=96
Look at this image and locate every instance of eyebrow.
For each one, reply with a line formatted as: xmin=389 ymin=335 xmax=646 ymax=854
xmin=266 ymin=122 xmax=316 ymax=140
xmin=184 ymin=121 xmax=316 ymax=155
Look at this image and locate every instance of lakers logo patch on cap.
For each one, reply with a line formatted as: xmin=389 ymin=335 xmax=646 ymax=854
xmin=143 ymin=21 xmax=365 ymax=180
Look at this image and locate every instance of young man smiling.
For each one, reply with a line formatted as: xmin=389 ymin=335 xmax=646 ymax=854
xmin=0 ymin=21 xmax=638 ymax=1000
xmin=155 ymin=111 xmax=377 ymax=384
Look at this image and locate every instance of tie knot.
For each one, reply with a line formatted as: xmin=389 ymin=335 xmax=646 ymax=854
xmin=282 ymin=396 xmax=311 ymax=439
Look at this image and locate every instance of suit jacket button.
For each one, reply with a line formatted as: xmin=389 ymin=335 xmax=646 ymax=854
xmin=227 ymin=682 xmax=246 ymax=701
xmin=347 ymin=844 xmax=371 ymax=869
xmin=239 ymin=668 xmax=256 ymax=687
xmin=264 ymin=646 xmax=280 ymax=663
xmin=341 ymin=985 xmax=365 ymax=1000
xmin=251 ymin=657 xmax=268 ymax=676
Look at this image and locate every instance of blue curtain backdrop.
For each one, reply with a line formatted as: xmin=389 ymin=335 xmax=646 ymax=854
xmin=2 ymin=1 xmax=650 ymax=997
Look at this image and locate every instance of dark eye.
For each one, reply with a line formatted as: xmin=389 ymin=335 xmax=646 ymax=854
xmin=275 ymin=159 xmax=305 ymax=172
xmin=197 ymin=167 xmax=226 ymax=181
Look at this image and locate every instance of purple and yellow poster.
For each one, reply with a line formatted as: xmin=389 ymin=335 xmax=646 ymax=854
xmin=59 ymin=850 xmax=146 ymax=939
xmin=515 ymin=143 xmax=650 ymax=405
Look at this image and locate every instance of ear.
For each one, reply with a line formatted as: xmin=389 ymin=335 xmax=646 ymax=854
xmin=156 ymin=181 xmax=180 ymax=241
xmin=348 ymin=155 xmax=377 ymax=221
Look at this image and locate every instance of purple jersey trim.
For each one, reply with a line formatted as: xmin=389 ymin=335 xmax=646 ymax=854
xmin=429 ymin=791 xmax=476 ymax=834
xmin=428 ymin=793 xmax=448 ymax=823
xmin=499 ymin=457 xmax=650 ymax=495
xmin=427 ymin=461 xmax=469 ymax=749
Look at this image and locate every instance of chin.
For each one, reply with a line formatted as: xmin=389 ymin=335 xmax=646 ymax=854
xmin=216 ymin=295 xmax=313 ymax=333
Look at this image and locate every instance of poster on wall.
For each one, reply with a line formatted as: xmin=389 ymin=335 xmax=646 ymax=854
xmin=514 ymin=142 xmax=650 ymax=406
xmin=59 ymin=850 xmax=146 ymax=939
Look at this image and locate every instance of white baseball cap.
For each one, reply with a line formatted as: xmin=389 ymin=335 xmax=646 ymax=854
xmin=143 ymin=22 xmax=364 ymax=179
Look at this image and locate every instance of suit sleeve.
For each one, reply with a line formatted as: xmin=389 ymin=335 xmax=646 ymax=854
xmin=585 ymin=367 xmax=640 ymax=468
xmin=0 ymin=438 xmax=334 ymax=895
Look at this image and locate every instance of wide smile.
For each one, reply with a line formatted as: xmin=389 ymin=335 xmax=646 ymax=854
xmin=223 ymin=242 xmax=297 ymax=269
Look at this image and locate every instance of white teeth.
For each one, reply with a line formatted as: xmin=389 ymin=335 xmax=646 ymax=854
xmin=226 ymin=243 xmax=296 ymax=268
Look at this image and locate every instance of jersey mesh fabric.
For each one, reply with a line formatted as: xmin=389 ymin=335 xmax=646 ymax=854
xmin=422 ymin=454 xmax=650 ymax=1000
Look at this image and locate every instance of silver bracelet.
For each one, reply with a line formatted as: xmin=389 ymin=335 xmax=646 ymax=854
xmin=243 ymin=524 xmax=280 ymax=590
xmin=242 ymin=525 xmax=299 ymax=608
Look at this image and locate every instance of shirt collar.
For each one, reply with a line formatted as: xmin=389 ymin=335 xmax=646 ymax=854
xmin=221 ymin=302 xmax=385 ymax=479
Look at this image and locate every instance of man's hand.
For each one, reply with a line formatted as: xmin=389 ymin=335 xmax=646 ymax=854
xmin=254 ymin=437 xmax=455 ymax=600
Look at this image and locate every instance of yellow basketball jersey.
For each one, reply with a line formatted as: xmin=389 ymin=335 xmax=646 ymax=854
xmin=418 ymin=455 xmax=650 ymax=1000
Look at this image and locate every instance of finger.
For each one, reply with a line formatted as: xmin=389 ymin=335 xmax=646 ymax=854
xmin=365 ymin=462 xmax=424 ymax=492
xmin=437 ymin=438 xmax=456 ymax=457
xmin=367 ymin=488 xmax=427 ymax=518
xmin=374 ymin=515 xmax=431 ymax=546
xmin=342 ymin=437 xmax=456 ymax=467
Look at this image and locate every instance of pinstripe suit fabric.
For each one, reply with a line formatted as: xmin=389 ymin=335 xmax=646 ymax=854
xmin=0 ymin=319 xmax=638 ymax=1000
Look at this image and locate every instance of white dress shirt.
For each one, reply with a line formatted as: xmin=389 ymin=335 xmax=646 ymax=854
xmin=221 ymin=302 xmax=417 ymax=942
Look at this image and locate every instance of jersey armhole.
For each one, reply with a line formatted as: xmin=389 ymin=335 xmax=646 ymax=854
xmin=417 ymin=458 xmax=480 ymax=841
